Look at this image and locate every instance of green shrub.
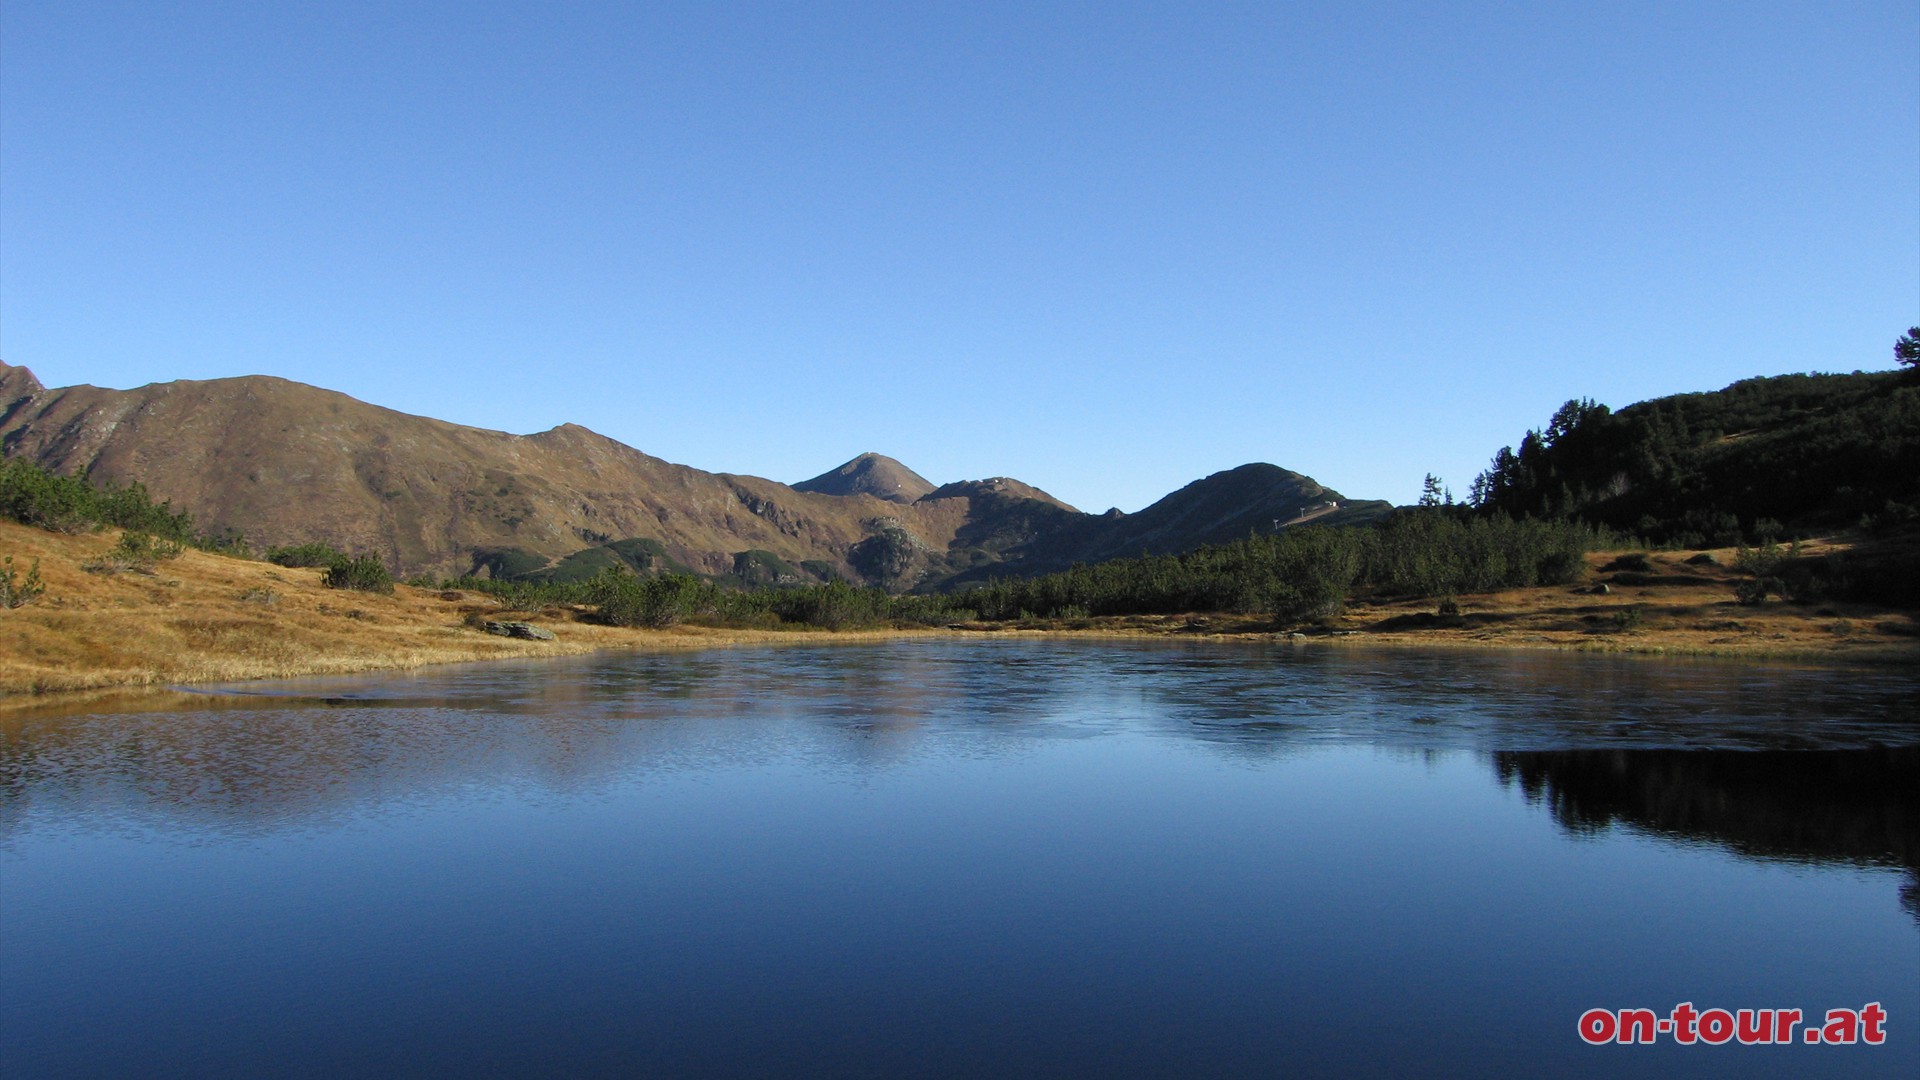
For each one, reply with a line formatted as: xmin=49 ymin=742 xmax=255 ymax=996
xmin=0 ymin=457 xmax=195 ymax=539
xmin=587 ymin=570 xmax=708 ymax=628
xmin=767 ymin=579 xmax=887 ymax=629
xmin=1 ymin=555 xmax=46 ymax=608
xmin=323 ymin=555 xmax=395 ymax=594
xmin=116 ymin=531 xmax=184 ymax=564
xmin=267 ymin=541 xmax=350 ymax=569
xmin=194 ymin=528 xmax=253 ymax=558
xmin=1733 ymin=543 xmax=1788 ymax=578
xmin=885 ymin=593 xmax=975 ymax=625
xmin=83 ymin=531 xmax=185 ymax=575
xmin=0 ymin=460 xmax=93 ymax=532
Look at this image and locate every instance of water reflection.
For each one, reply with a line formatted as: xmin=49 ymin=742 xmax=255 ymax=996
xmin=5 ymin=641 xmax=1917 ymax=840
xmin=1496 ymin=747 xmax=1920 ymax=921
xmin=5 ymin=641 xmax=1918 ymax=1079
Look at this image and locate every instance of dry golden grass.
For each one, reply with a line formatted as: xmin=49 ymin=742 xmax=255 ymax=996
xmin=0 ymin=520 xmax=941 ymax=707
xmin=1327 ymin=544 xmax=1920 ymax=663
xmin=954 ymin=543 xmax=1920 ymax=664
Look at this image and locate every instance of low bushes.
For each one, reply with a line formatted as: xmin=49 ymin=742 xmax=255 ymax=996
xmin=1 ymin=457 xmax=195 ymax=539
xmin=586 ymin=572 xmax=706 ymax=628
xmin=83 ymin=531 xmax=186 ymax=575
xmin=1 ymin=554 xmax=45 ymax=608
xmin=324 ymin=555 xmax=395 ymax=594
xmin=267 ymin=542 xmax=349 ymax=569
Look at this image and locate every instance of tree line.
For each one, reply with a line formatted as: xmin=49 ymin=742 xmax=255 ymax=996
xmin=957 ymin=511 xmax=1598 ymax=622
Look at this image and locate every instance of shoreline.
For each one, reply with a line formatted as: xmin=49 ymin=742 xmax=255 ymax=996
xmin=9 ymin=612 xmax=1913 ymax=717
xmin=4 ymin=520 xmax=1915 ymax=712
xmin=944 ymin=623 xmax=1920 ymax=666
xmin=13 ymin=623 xmax=1912 ymax=722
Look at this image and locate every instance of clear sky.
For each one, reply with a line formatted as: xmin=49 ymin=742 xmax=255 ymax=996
xmin=3 ymin=2 xmax=1915 ymax=512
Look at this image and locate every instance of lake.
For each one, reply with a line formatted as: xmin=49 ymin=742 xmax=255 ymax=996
xmin=2 ymin=639 xmax=1916 ymax=1078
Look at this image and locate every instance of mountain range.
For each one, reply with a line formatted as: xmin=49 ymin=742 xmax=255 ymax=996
xmin=0 ymin=360 xmax=1390 ymax=589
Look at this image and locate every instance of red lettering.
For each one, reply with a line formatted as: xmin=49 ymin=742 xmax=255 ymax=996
xmin=1579 ymin=1009 xmax=1617 ymax=1045
xmin=1578 ymin=1003 xmax=1872 ymax=1048
xmin=1670 ymin=1002 xmax=1698 ymax=1044
xmin=1861 ymin=1002 xmax=1887 ymax=1045
xmin=1618 ymin=1008 xmax=1657 ymax=1044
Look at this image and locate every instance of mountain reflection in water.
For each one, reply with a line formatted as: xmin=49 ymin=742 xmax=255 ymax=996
xmin=5 ymin=643 xmax=1915 ymax=884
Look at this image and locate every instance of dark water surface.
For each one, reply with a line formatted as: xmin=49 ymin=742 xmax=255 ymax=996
xmin=2 ymin=640 xmax=1916 ymax=1078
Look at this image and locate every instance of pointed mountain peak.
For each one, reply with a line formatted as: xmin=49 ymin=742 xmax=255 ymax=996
xmin=793 ymin=453 xmax=936 ymax=504
xmin=1 ymin=360 xmax=47 ymax=407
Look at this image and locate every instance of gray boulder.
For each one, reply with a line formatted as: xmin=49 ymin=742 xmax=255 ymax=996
xmin=484 ymin=620 xmax=556 ymax=641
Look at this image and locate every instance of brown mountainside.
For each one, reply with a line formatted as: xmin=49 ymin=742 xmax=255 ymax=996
xmin=793 ymin=453 xmax=936 ymax=504
xmin=0 ymin=361 xmax=1387 ymax=588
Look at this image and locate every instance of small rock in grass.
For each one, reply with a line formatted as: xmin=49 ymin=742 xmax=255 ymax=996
xmin=483 ymin=620 xmax=555 ymax=641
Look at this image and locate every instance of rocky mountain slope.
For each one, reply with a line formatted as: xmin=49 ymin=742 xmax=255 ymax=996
xmin=0 ymin=360 xmax=1388 ymax=588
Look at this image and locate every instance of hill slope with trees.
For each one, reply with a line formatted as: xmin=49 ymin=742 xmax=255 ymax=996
xmin=1467 ymin=369 xmax=1919 ymax=545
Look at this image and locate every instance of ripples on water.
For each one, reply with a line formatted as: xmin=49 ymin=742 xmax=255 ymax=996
xmin=2 ymin=640 xmax=1916 ymax=1079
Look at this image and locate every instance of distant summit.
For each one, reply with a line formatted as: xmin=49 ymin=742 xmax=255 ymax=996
xmin=919 ymin=477 xmax=1078 ymax=513
xmin=935 ymin=462 xmax=1393 ymax=587
xmin=1064 ymin=463 xmax=1384 ymax=563
xmin=794 ymin=453 xmax=936 ymax=504
xmin=1 ymin=360 xmax=45 ymax=414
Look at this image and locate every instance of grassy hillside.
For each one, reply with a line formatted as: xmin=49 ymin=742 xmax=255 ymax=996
xmin=0 ymin=519 xmax=618 ymax=694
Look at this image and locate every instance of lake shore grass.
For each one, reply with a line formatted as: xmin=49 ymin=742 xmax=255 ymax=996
xmin=0 ymin=520 xmax=950 ymax=707
xmin=4 ymin=521 xmax=1915 ymax=711
xmin=954 ymin=543 xmax=1920 ymax=665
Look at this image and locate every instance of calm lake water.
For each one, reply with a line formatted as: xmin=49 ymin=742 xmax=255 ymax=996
xmin=2 ymin=640 xmax=1916 ymax=1078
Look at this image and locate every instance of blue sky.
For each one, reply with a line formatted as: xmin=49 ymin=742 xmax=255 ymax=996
xmin=3 ymin=2 xmax=1915 ymax=512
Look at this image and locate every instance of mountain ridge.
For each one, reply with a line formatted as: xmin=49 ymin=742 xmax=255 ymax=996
xmin=0 ymin=360 xmax=1389 ymax=587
